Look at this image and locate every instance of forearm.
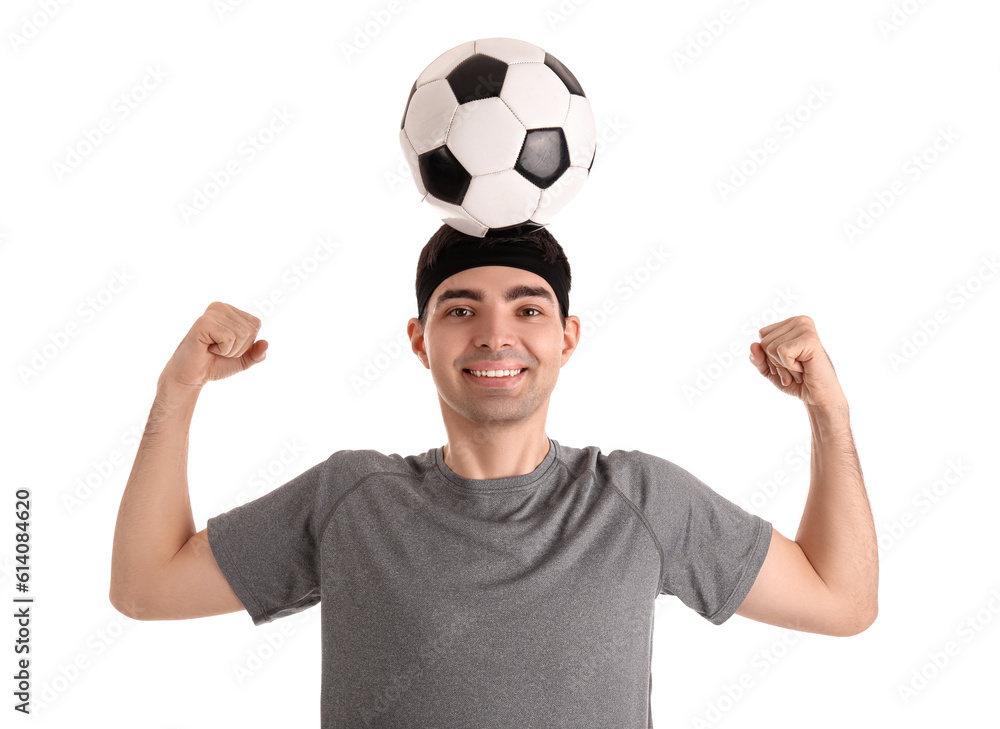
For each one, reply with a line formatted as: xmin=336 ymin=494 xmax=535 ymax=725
xmin=794 ymin=401 xmax=879 ymax=626
xmin=110 ymin=378 xmax=201 ymax=604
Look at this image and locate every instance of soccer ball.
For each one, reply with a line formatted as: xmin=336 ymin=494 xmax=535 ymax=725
xmin=399 ymin=37 xmax=597 ymax=238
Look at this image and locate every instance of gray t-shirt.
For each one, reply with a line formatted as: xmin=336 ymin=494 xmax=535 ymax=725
xmin=207 ymin=437 xmax=772 ymax=728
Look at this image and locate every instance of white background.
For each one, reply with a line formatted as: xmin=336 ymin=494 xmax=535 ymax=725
xmin=3 ymin=0 xmax=998 ymax=726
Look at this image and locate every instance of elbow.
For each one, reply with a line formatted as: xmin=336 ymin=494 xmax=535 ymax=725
xmin=834 ymin=597 xmax=878 ymax=637
xmin=109 ymin=573 xmax=134 ymax=618
xmin=109 ymin=589 xmax=136 ymax=619
xmin=837 ymin=611 xmax=877 ymax=637
xmin=856 ymin=601 xmax=879 ymax=635
xmin=109 ymin=586 xmax=152 ymax=621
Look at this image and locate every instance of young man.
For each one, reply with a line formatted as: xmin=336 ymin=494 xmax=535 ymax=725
xmin=110 ymin=224 xmax=878 ymax=728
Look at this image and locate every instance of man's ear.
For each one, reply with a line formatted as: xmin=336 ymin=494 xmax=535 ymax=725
xmin=407 ymin=318 xmax=430 ymax=369
xmin=561 ymin=315 xmax=581 ymax=367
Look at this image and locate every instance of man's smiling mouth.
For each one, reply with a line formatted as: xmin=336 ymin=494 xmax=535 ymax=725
xmin=463 ymin=368 xmax=526 ymax=378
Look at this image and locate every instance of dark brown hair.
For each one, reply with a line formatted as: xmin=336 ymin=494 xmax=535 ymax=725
xmin=415 ymin=224 xmax=572 ymax=330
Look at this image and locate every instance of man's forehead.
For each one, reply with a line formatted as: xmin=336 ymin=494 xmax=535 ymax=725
xmin=431 ymin=266 xmax=555 ymax=307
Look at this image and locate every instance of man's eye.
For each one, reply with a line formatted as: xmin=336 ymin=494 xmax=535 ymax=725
xmin=447 ymin=306 xmax=542 ymax=317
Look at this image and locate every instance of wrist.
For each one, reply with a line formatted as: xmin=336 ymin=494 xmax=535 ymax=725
xmin=807 ymin=400 xmax=851 ymax=441
xmin=155 ymin=376 xmax=202 ymax=415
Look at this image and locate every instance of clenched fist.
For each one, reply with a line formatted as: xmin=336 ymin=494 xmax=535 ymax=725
xmin=159 ymin=302 xmax=268 ymax=390
xmin=748 ymin=315 xmax=846 ymax=412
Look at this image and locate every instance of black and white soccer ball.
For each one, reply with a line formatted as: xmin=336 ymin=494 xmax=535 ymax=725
xmin=399 ymin=37 xmax=596 ymax=238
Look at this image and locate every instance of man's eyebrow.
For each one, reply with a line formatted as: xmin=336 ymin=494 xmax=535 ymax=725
xmin=435 ymin=285 xmax=555 ymax=309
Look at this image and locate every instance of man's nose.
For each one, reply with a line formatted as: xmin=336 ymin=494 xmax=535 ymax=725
xmin=474 ymin=307 xmax=515 ymax=349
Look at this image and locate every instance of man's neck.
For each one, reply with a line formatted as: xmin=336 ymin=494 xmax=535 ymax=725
xmin=442 ymin=428 xmax=551 ymax=480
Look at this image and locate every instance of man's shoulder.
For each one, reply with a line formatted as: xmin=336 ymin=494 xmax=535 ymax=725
xmin=558 ymin=442 xmax=719 ymax=515
xmin=320 ymin=445 xmax=437 ymax=483
xmin=556 ymin=440 xmax=676 ymax=467
xmin=554 ymin=440 xmax=684 ymax=483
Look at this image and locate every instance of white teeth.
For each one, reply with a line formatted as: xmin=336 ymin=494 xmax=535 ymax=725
xmin=469 ymin=369 xmax=523 ymax=377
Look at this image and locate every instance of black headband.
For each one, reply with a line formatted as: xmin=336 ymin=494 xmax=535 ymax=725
xmin=416 ymin=239 xmax=570 ymax=321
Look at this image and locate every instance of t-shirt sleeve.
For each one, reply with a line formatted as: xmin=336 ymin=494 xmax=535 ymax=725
xmin=207 ymin=457 xmax=328 ymax=626
xmin=638 ymin=454 xmax=773 ymax=625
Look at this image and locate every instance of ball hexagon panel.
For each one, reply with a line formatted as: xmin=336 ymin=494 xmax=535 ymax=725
xmin=398 ymin=129 xmax=426 ymax=197
xmin=532 ymin=166 xmax=589 ymax=224
xmin=472 ymin=37 xmax=545 ymax=64
xmin=500 ymin=63 xmax=571 ymax=130
xmin=463 ymin=170 xmax=541 ymax=229
xmin=415 ymin=40 xmax=476 ymax=87
xmin=400 ymin=82 xmax=416 ymax=130
xmin=562 ymin=95 xmax=597 ymax=168
xmin=446 ymin=97 xmax=526 ymax=177
xmin=422 ymin=195 xmax=489 ymax=238
xmin=402 ymin=78 xmax=459 ymax=155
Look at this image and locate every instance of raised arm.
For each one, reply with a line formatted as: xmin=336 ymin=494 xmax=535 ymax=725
xmin=109 ymin=302 xmax=268 ymax=620
xmin=735 ymin=316 xmax=878 ymax=636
